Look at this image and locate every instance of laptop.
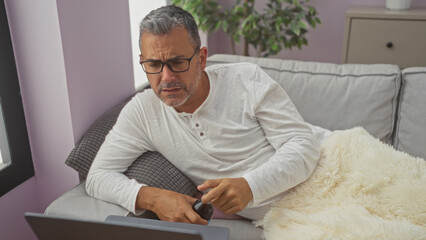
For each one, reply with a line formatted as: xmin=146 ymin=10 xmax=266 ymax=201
xmin=25 ymin=212 xmax=228 ymax=240
xmin=106 ymin=215 xmax=230 ymax=240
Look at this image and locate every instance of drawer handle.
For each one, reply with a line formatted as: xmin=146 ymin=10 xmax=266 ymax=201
xmin=386 ymin=42 xmax=394 ymax=49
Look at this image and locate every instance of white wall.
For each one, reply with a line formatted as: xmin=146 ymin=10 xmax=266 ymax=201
xmin=128 ymin=0 xmax=167 ymax=91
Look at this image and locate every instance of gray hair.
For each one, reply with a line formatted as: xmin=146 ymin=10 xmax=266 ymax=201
xmin=139 ymin=5 xmax=201 ymax=51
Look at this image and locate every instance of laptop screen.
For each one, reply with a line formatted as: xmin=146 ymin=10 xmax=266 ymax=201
xmin=25 ymin=212 xmax=202 ymax=240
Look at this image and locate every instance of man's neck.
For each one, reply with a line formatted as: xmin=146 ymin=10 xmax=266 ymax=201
xmin=174 ymin=71 xmax=210 ymax=114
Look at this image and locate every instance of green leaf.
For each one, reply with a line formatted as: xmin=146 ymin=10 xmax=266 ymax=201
xmin=222 ymin=20 xmax=228 ymax=32
xmin=315 ymin=17 xmax=322 ymax=24
xmin=214 ymin=21 xmax=222 ymax=31
xmin=290 ymin=22 xmax=301 ymax=36
xmin=271 ymin=42 xmax=279 ymax=51
xmin=233 ymin=33 xmax=240 ymax=43
xmin=298 ymin=20 xmax=308 ymax=29
xmin=233 ymin=6 xmax=244 ymax=15
xmin=308 ymin=6 xmax=315 ymax=15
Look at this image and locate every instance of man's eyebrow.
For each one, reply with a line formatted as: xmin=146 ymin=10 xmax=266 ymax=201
xmin=142 ymin=58 xmax=161 ymax=62
xmin=141 ymin=54 xmax=187 ymax=62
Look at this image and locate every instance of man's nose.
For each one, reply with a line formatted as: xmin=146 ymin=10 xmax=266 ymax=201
xmin=161 ymin=64 xmax=176 ymax=83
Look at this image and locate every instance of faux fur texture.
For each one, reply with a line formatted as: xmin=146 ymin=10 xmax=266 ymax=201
xmin=256 ymin=127 xmax=426 ymax=240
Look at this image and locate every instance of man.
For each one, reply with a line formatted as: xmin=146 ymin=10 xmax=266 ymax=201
xmin=86 ymin=5 xmax=319 ymax=225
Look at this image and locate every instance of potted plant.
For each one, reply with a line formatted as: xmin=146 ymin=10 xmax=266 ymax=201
xmin=172 ymin=0 xmax=321 ymax=57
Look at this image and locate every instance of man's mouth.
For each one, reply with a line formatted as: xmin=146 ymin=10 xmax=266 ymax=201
xmin=163 ymin=87 xmax=181 ymax=91
xmin=161 ymin=87 xmax=182 ymax=92
xmin=161 ymin=87 xmax=182 ymax=94
xmin=158 ymin=82 xmax=186 ymax=95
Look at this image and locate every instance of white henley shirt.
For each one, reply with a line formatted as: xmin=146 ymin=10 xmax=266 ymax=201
xmin=86 ymin=62 xmax=320 ymax=220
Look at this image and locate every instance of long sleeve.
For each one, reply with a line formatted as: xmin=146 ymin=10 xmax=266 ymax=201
xmin=86 ymin=97 xmax=153 ymax=214
xmin=242 ymin=66 xmax=320 ymax=206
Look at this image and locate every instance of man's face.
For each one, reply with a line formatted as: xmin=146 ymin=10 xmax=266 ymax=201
xmin=140 ymin=28 xmax=207 ymax=110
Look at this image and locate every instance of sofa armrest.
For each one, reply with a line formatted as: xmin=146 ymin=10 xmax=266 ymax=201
xmin=45 ymin=182 xmax=129 ymax=221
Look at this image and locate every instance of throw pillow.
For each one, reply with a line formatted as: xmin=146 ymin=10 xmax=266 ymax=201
xmin=65 ymin=98 xmax=198 ymax=197
xmin=65 ymin=101 xmax=126 ymax=178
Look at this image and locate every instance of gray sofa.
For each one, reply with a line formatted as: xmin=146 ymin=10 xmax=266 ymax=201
xmin=45 ymin=54 xmax=426 ymax=240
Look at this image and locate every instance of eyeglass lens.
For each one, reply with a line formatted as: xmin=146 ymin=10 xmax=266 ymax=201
xmin=142 ymin=59 xmax=190 ymax=74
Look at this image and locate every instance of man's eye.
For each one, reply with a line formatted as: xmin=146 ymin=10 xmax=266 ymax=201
xmin=148 ymin=62 xmax=162 ymax=67
xmin=171 ymin=60 xmax=186 ymax=65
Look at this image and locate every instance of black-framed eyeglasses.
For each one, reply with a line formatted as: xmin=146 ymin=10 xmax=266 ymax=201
xmin=140 ymin=48 xmax=199 ymax=74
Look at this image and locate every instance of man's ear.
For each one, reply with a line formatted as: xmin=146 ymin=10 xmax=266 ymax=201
xmin=199 ymin=47 xmax=208 ymax=71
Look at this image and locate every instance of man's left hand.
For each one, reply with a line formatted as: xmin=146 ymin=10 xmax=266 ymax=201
xmin=197 ymin=178 xmax=253 ymax=215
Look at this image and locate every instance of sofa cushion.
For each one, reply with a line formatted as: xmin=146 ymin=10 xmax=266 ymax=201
xmin=209 ymin=219 xmax=263 ymax=240
xmin=45 ymin=182 xmax=129 ymax=221
xmin=207 ymin=54 xmax=401 ymax=144
xmin=394 ymin=67 xmax=426 ymax=160
xmin=65 ymin=98 xmax=198 ymax=196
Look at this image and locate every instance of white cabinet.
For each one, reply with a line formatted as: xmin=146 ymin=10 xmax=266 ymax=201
xmin=342 ymin=7 xmax=426 ymax=68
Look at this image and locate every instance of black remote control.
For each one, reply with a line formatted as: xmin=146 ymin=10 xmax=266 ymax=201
xmin=192 ymin=199 xmax=213 ymax=221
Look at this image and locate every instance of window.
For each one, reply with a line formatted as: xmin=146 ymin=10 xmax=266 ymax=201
xmin=0 ymin=1 xmax=34 ymax=197
xmin=0 ymin=102 xmax=12 ymax=170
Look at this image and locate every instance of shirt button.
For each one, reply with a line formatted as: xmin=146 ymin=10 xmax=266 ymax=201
xmin=200 ymin=132 xmax=204 ymax=136
xmin=195 ymin=123 xmax=200 ymax=128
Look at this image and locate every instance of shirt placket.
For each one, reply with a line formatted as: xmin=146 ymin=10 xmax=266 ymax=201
xmin=191 ymin=114 xmax=207 ymax=140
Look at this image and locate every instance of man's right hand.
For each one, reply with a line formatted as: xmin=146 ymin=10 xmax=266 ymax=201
xmin=136 ymin=186 xmax=208 ymax=225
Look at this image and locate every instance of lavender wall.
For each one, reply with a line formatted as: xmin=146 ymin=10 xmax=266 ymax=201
xmin=0 ymin=1 xmax=135 ymax=239
xmin=208 ymin=0 xmax=426 ymax=63
xmin=57 ymin=0 xmax=135 ymax=143
xmin=0 ymin=179 xmax=39 ymax=240
xmin=1 ymin=0 xmax=74 ymax=239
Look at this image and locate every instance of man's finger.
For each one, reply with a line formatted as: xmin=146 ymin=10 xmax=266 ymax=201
xmin=185 ymin=211 xmax=208 ymax=225
xmin=222 ymin=205 xmax=240 ymax=215
xmin=181 ymin=215 xmax=193 ymax=224
xmin=201 ymin=183 xmax=225 ymax=203
xmin=197 ymin=179 xmax=222 ymax=191
xmin=212 ymin=197 xmax=230 ymax=210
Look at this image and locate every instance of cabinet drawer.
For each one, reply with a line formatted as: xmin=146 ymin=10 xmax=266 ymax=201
xmin=346 ymin=18 xmax=426 ymax=68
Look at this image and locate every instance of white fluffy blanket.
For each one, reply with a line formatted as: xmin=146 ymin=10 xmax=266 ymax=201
xmin=256 ymin=127 xmax=426 ymax=240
